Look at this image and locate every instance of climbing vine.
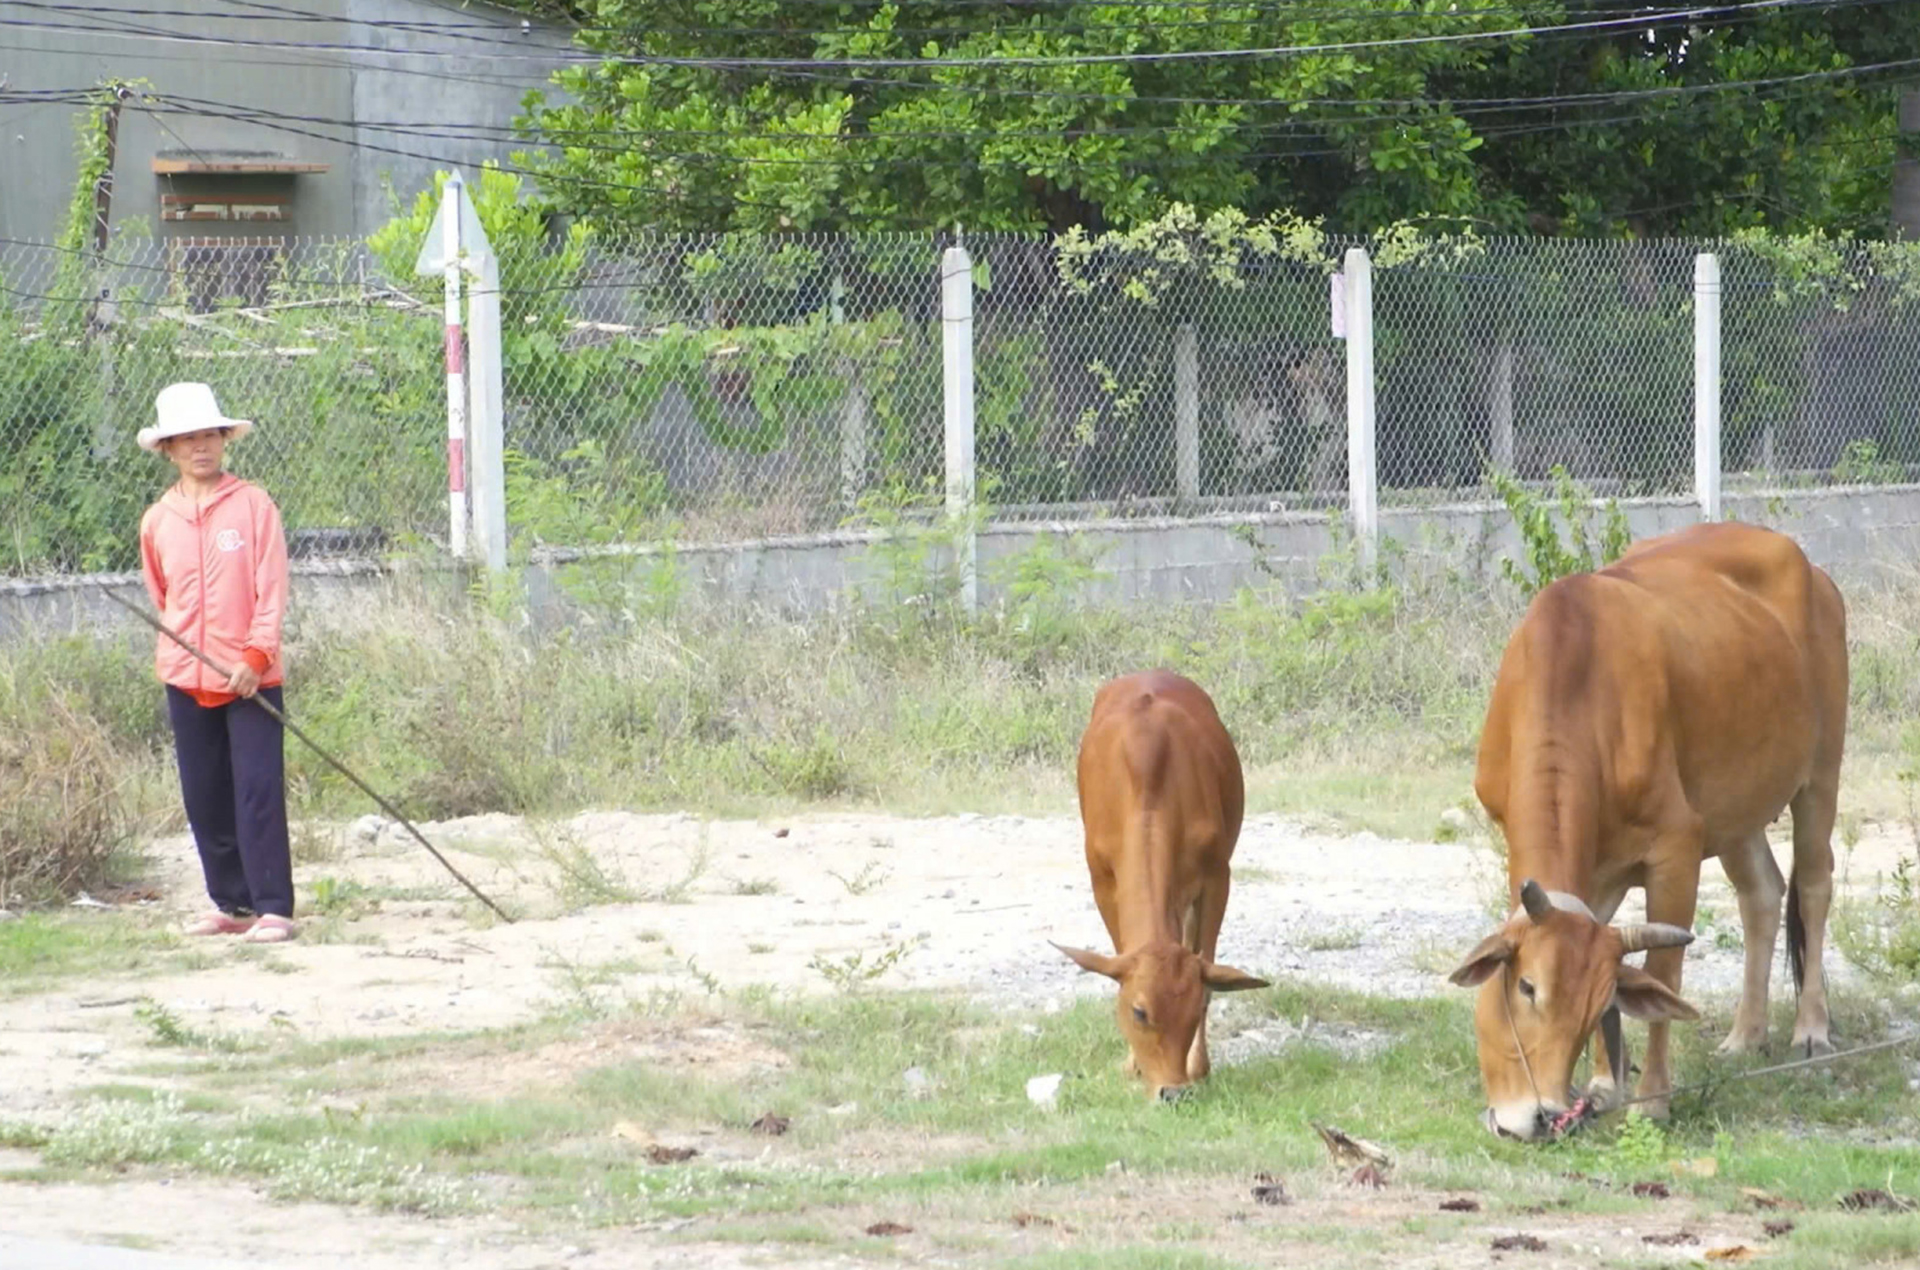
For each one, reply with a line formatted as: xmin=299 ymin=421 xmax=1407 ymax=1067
xmin=49 ymin=81 xmax=145 ymax=325
xmin=1727 ymin=227 xmax=1920 ymax=310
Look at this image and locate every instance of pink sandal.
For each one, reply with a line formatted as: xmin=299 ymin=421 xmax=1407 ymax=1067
xmin=184 ymin=912 xmax=256 ymax=937
xmin=243 ymin=914 xmax=297 ymax=944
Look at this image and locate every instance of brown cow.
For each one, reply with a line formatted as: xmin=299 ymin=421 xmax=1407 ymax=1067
xmin=1451 ymin=522 xmax=1848 ymax=1140
xmin=1054 ymin=670 xmax=1269 ymax=1101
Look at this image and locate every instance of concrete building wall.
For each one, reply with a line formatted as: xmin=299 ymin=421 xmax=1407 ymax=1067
xmin=344 ymin=0 xmax=576 ymax=233
xmin=0 ymin=0 xmax=569 ymax=244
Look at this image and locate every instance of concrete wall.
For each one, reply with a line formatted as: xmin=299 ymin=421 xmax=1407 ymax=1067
xmin=1 ymin=0 xmax=357 ymax=242
xmin=7 ymin=487 xmax=1919 ymax=644
xmin=345 ymin=0 xmax=576 ymax=234
xmin=0 ymin=0 xmax=569 ymax=243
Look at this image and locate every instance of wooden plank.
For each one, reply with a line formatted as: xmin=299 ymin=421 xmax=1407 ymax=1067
xmin=151 ymin=159 xmax=330 ymax=174
xmin=161 ymin=192 xmax=290 ymax=205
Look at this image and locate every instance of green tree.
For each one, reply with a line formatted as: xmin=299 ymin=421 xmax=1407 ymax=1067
xmin=513 ymin=0 xmax=1522 ymax=234
xmin=507 ymin=2 xmax=1917 ymax=237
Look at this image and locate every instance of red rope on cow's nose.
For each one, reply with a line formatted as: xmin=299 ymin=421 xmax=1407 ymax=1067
xmin=1549 ymin=1096 xmax=1594 ymax=1138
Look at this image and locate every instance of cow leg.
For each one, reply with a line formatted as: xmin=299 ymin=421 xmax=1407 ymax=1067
xmin=1185 ymin=877 xmax=1231 ymax=1083
xmin=1585 ymin=883 xmax=1631 ymax=1110
xmin=1636 ymin=841 xmax=1703 ymax=1119
xmin=1787 ymin=782 xmax=1839 ymax=1057
xmin=1716 ymin=829 xmax=1785 ymax=1055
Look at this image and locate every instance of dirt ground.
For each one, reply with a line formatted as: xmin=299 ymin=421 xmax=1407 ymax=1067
xmin=1 ymin=809 xmax=1913 ymax=1267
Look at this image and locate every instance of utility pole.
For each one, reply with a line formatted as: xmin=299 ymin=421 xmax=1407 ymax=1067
xmin=91 ymin=83 xmax=131 ymax=255
xmin=1895 ymin=90 xmax=1920 ymax=241
xmin=87 ymin=82 xmax=132 ymax=459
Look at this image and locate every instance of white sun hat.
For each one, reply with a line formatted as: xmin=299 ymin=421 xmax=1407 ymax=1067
xmin=137 ymin=382 xmax=254 ymax=452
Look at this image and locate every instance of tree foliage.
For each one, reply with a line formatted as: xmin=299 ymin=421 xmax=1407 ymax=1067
xmin=509 ymin=1 xmax=1916 ymax=237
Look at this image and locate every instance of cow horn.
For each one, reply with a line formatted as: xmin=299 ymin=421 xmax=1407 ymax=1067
xmin=1615 ymin=923 xmax=1695 ymax=953
xmin=1519 ymin=879 xmax=1552 ymax=923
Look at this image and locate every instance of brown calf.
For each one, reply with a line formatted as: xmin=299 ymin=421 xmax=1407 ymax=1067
xmin=1452 ymin=522 xmax=1848 ymax=1139
xmin=1054 ymin=670 xmax=1268 ymax=1101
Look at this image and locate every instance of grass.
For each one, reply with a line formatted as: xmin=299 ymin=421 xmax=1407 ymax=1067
xmin=0 ymin=911 xmax=186 ymax=995
xmin=3 ymin=521 xmax=1920 ymax=1259
xmin=11 ymin=973 xmax=1916 ymax=1264
xmin=5 ymin=535 xmax=1919 ymax=882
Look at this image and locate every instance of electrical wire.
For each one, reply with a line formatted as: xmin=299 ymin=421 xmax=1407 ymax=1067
xmin=0 ymin=0 xmax=1843 ymax=70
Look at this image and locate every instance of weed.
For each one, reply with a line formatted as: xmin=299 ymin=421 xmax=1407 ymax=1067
xmin=1609 ymin=1112 xmax=1671 ymax=1172
xmin=132 ymin=998 xmax=253 ymax=1053
xmin=731 ymin=876 xmax=781 ymax=896
xmin=290 ymin=822 xmax=342 ymax=866
xmin=134 ymin=997 xmax=194 ymax=1047
xmin=684 ymin=956 xmax=723 ymax=996
xmin=310 ymin=875 xmax=377 ymax=918
xmin=1832 ymin=439 xmax=1906 ymax=485
xmin=529 ymin=820 xmax=637 ymax=910
xmin=1489 ymin=464 xmax=1632 ymax=600
xmin=753 ymin=729 xmax=862 ymax=800
xmin=827 ymin=861 xmax=891 ymax=897
xmin=807 ymin=935 xmax=924 ymax=993
xmin=1834 ymin=855 xmax=1920 ymax=983
xmin=0 ymin=676 xmax=137 ymax=905
xmin=1299 ymin=925 xmax=1364 ymax=952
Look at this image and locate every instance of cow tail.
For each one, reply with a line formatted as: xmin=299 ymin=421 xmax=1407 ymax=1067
xmin=1785 ymin=872 xmax=1807 ymax=995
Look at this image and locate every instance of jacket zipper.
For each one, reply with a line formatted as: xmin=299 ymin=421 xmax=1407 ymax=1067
xmin=196 ymin=502 xmax=207 ymax=695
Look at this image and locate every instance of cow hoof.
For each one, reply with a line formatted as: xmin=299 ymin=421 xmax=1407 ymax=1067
xmin=1583 ymin=1080 xmax=1623 ymax=1113
xmin=1716 ymin=1028 xmax=1769 ymax=1056
xmin=1791 ymin=1031 xmax=1835 ymax=1059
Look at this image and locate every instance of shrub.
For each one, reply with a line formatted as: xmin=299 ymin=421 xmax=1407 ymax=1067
xmin=1490 ymin=464 xmax=1632 ymax=600
xmin=0 ymin=678 xmax=135 ymax=904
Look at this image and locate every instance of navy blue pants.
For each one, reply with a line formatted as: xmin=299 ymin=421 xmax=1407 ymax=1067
xmin=165 ymin=685 xmax=295 ymax=919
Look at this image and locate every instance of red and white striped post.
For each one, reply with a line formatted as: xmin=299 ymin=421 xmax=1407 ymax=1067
xmin=416 ymin=172 xmax=479 ymax=559
xmin=440 ymin=173 xmax=469 ymax=559
xmin=416 ymin=170 xmax=504 ymax=569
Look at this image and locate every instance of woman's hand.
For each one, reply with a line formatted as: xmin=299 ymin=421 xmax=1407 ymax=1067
xmin=226 ymin=664 xmax=262 ymax=698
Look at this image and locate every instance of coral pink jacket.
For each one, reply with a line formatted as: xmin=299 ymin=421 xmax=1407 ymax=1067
xmin=139 ymin=474 xmax=290 ymax=706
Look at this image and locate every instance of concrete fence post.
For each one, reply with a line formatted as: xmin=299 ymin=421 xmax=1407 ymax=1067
xmin=941 ymin=240 xmax=977 ymax=615
xmin=1343 ymin=247 xmax=1378 ymax=578
xmin=437 ymin=176 xmax=468 ymax=559
xmin=1174 ymin=322 xmax=1200 ymax=506
xmin=1490 ymin=340 xmax=1515 ymax=473
xmin=1694 ymin=252 xmax=1722 ymax=522
xmin=468 ymin=253 xmax=508 ymax=571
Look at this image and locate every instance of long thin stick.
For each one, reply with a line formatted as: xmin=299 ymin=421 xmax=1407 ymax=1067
xmin=1608 ymin=1032 xmax=1920 ymax=1114
xmin=102 ymin=586 xmax=514 ymax=923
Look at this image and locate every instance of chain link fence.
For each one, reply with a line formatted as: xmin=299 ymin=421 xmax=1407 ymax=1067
xmin=3 ymin=231 xmax=1918 ymax=580
xmin=1372 ymin=239 xmax=1699 ymax=502
xmin=1719 ymin=243 xmax=1920 ymax=490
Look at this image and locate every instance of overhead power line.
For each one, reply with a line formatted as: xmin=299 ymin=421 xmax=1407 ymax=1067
xmin=0 ymin=0 xmax=1841 ymax=70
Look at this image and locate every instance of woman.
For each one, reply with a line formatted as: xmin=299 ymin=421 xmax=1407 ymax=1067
xmin=137 ymin=381 xmax=296 ymax=943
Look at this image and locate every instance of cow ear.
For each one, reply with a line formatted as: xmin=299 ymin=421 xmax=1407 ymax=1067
xmin=1200 ymin=961 xmax=1270 ymax=993
xmin=1052 ymin=941 xmax=1132 ymax=981
xmin=1447 ymin=932 xmax=1516 ymax=988
xmin=1613 ymin=964 xmax=1700 ymax=1022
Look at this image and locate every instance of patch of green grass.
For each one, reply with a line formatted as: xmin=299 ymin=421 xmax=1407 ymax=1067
xmin=1246 ymin=760 xmax=1476 ymax=841
xmin=0 ymin=913 xmax=182 ymax=994
xmin=1003 ymin=1252 xmax=1248 ymax=1270
xmin=22 ymin=975 xmax=1920 ymax=1256
xmin=1770 ymin=1212 xmax=1920 ymax=1269
xmin=93 ymin=1233 xmax=164 ymax=1253
xmin=1298 ymin=925 xmax=1365 ymax=952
